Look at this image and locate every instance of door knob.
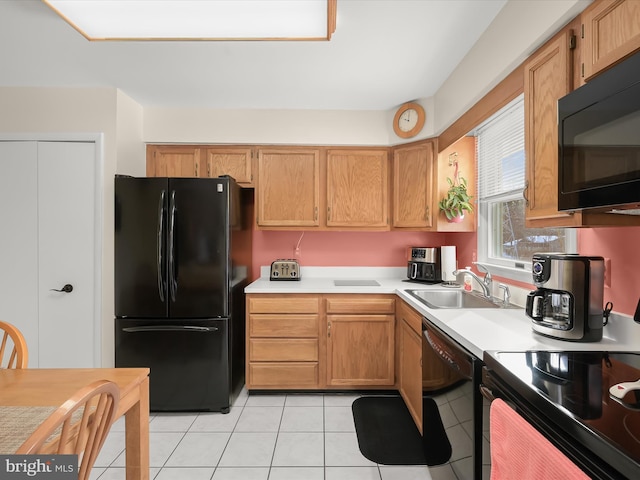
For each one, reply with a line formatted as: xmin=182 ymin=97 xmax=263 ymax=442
xmin=50 ymin=284 xmax=73 ymax=293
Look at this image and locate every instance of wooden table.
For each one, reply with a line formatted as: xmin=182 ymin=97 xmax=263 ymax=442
xmin=0 ymin=368 xmax=150 ymax=480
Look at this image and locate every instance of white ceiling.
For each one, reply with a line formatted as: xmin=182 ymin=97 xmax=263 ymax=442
xmin=0 ymin=0 xmax=508 ymax=111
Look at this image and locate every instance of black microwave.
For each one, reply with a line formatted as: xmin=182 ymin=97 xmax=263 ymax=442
xmin=558 ymin=49 xmax=640 ymax=212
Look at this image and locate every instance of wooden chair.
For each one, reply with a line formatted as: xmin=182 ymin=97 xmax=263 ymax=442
xmin=16 ymin=380 xmax=120 ymax=480
xmin=0 ymin=320 xmax=28 ymax=368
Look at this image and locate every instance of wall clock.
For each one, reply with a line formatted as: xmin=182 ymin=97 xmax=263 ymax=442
xmin=393 ymin=102 xmax=426 ymax=138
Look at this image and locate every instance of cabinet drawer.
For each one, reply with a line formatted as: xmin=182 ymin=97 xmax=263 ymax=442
xmin=249 ymin=314 xmax=319 ymax=337
xmin=249 ymin=362 xmax=319 ymax=386
xmin=249 ymin=296 xmax=320 ymax=314
xmin=325 ymin=296 xmax=395 ymax=314
xmin=250 ymin=339 xmax=318 ymax=361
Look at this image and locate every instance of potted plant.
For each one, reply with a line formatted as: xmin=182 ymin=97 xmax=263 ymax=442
xmin=438 ymin=175 xmax=473 ymax=223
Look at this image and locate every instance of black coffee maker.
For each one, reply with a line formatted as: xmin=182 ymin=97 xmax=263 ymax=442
xmin=525 ymin=253 xmax=605 ymax=342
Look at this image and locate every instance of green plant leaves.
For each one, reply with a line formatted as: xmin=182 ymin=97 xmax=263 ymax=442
xmin=438 ymin=175 xmax=474 ymax=219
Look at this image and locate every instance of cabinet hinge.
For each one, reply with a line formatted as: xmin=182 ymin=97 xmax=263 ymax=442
xmin=569 ymin=34 xmax=576 ymax=50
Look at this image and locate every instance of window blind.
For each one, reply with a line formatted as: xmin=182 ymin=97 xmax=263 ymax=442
xmin=477 ymin=95 xmax=524 ymax=200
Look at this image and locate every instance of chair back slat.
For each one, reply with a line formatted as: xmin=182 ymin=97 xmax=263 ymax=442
xmin=16 ymin=380 xmax=120 ymax=480
xmin=0 ymin=321 xmax=28 ymax=369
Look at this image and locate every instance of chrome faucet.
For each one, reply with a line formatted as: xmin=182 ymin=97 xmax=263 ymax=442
xmin=498 ymin=283 xmax=511 ymax=307
xmin=453 ymin=263 xmax=493 ymax=299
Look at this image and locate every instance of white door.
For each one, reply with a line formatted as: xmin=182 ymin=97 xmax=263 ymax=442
xmin=0 ymin=141 xmax=97 ymax=367
xmin=0 ymin=142 xmax=39 ymax=364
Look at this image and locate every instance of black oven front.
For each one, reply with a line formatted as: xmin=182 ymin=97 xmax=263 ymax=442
xmin=482 ymin=351 xmax=640 ymax=480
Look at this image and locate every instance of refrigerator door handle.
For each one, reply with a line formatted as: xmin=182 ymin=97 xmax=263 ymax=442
xmin=157 ymin=190 xmax=166 ymax=302
xmin=168 ymin=190 xmax=178 ymax=302
xmin=121 ymin=325 xmax=220 ymax=333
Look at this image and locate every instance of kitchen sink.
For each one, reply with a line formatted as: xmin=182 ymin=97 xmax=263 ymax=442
xmin=406 ymin=289 xmax=500 ymax=309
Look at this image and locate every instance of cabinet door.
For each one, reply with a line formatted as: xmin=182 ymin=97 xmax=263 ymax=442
xmin=146 ymin=145 xmax=200 ymax=177
xmin=399 ymin=319 xmax=423 ymax=433
xmin=393 ymin=142 xmax=435 ymax=229
xmin=326 ymin=149 xmax=389 ymax=228
xmin=203 ymin=147 xmax=253 ymax=186
xmin=326 ymin=314 xmax=394 ymax=386
xmin=582 ymin=0 xmax=640 ymax=80
xmin=524 ymin=32 xmax=581 ymax=227
xmin=256 ymin=148 xmax=320 ymax=227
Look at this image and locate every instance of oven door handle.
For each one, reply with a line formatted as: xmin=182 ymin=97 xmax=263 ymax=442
xmin=479 ymin=383 xmax=496 ymax=402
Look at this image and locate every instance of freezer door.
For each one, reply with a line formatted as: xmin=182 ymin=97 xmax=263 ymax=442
xmin=115 ymin=177 xmax=168 ymax=318
xmin=115 ymin=318 xmax=230 ymax=411
xmin=168 ymin=178 xmax=230 ymax=318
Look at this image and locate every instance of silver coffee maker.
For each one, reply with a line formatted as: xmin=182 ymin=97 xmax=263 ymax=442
xmin=525 ymin=253 xmax=605 ymax=342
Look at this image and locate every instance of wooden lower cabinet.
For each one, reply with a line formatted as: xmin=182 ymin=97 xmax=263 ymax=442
xmin=246 ymin=293 xmax=397 ymax=390
xmin=399 ymin=317 xmax=423 ymax=433
xmin=246 ymin=293 xmax=460 ymax=399
xmin=397 ymin=299 xmax=463 ymax=431
xmin=326 ymin=314 xmax=395 ymax=386
xmin=325 ymin=295 xmax=396 ymax=386
xmin=246 ymin=295 xmax=321 ymax=389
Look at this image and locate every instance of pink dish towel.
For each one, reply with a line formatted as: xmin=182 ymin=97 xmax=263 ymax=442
xmin=490 ymin=398 xmax=589 ymax=480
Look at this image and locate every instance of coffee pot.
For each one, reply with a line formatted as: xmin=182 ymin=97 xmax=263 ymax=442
xmin=525 ymin=253 xmax=605 ymax=342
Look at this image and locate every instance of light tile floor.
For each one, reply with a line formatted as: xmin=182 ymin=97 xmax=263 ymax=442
xmin=90 ymin=389 xmax=468 ymax=480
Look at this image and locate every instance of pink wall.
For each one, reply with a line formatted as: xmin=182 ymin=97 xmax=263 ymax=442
xmin=446 ymin=227 xmax=640 ymax=315
xmin=578 ymin=227 xmax=640 ymax=316
xmin=253 ymin=230 xmax=447 ymax=274
xmin=253 ymin=226 xmax=640 ymax=317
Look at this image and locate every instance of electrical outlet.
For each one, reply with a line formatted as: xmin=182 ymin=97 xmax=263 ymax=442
xmin=604 ymin=258 xmax=611 ymax=288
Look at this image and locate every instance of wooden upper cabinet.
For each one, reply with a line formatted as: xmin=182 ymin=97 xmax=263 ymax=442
xmin=582 ymin=0 xmax=640 ymax=81
xmin=392 ymin=142 xmax=435 ymax=229
xmin=326 ymin=149 xmax=389 ymax=229
xmin=146 ymin=145 xmax=200 ymax=177
xmin=256 ymin=148 xmax=320 ymax=228
xmin=524 ymin=21 xmax=640 ymax=228
xmin=524 ymin=31 xmax=581 ymax=228
xmin=202 ymin=147 xmax=253 ymax=186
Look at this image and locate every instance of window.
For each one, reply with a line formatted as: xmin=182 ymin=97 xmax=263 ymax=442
xmin=475 ymin=95 xmax=576 ymax=282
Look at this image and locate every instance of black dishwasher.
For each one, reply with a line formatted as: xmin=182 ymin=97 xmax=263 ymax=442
xmin=423 ymin=319 xmax=487 ymax=480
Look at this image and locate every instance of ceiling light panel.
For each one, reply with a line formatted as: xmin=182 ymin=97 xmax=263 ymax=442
xmin=44 ymin=0 xmax=335 ymax=41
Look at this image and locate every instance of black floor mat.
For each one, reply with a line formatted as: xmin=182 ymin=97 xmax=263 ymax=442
xmin=352 ymin=395 xmax=452 ymax=466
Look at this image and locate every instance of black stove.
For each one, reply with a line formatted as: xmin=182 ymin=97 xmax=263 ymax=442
xmin=483 ymin=350 xmax=640 ymax=480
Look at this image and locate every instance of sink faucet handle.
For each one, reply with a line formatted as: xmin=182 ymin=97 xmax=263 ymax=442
xmin=498 ymin=283 xmax=511 ymax=306
xmin=473 ymin=261 xmax=492 ymax=282
xmin=473 ymin=261 xmax=490 ymax=274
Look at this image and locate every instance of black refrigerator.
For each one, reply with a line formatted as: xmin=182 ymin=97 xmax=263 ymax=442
xmin=114 ymin=175 xmax=249 ymax=412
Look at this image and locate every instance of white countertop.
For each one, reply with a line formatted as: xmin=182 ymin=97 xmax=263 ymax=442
xmin=246 ymin=266 xmax=640 ymax=359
